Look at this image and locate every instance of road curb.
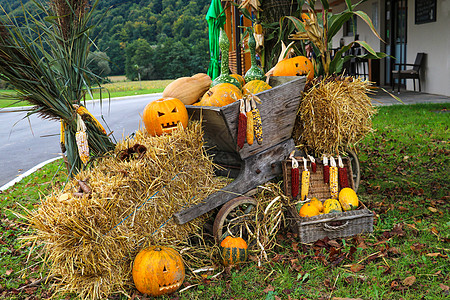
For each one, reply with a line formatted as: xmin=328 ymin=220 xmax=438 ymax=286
xmin=0 ymin=157 xmax=61 ymax=192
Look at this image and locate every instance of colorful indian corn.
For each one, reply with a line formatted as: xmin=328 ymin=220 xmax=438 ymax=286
xmin=323 ymin=156 xmax=329 ymax=184
xmin=237 ymin=99 xmax=247 ymax=149
xmin=338 ymin=156 xmax=349 ymax=188
xmin=301 ymin=157 xmax=310 ymax=201
xmin=329 ymin=156 xmax=338 ymax=199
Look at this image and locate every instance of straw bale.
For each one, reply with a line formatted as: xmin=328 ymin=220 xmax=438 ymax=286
xmin=293 ymin=76 xmax=376 ymax=155
xmin=27 ymin=122 xmax=228 ymax=299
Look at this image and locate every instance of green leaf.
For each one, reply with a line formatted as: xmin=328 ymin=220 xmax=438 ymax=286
xmin=353 ymin=10 xmax=385 ymax=43
xmin=328 ymin=12 xmax=353 ymax=40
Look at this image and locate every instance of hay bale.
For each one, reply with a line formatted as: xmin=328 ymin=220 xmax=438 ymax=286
xmin=27 ymin=122 xmax=227 ymax=299
xmin=293 ymin=76 xmax=376 ymax=155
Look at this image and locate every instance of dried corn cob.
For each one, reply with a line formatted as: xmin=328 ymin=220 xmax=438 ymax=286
xmin=338 ymin=156 xmax=349 ymax=188
xmin=323 ymin=156 xmax=329 ymax=183
xmin=60 ymin=119 xmax=66 ymax=153
xmin=237 ymin=99 xmax=247 ymax=149
xmin=301 ymin=157 xmax=310 ymax=201
xmin=245 ymin=98 xmax=254 ymax=145
xmin=76 ymin=114 xmax=89 ymax=165
xmin=329 ymin=156 xmax=338 ymax=199
xmin=291 ymin=156 xmax=300 ymax=199
xmin=76 ymin=105 xmax=107 ymax=134
xmin=308 ymin=155 xmax=316 ymax=173
xmin=251 ymin=97 xmax=263 ymax=144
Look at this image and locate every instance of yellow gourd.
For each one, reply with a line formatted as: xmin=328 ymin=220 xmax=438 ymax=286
xmin=310 ymin=197 xmax=324 ymax=213
xmin=299 ymin=202 xmax=321 ymax=217
xmin=323 ymin=199 xmax=342 ymax=214
xmin=338 ymin=188 xmax=359 ymax=211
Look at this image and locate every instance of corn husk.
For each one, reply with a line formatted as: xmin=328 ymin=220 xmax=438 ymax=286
xmin=294 ymin=76 xmax=376 ymax=155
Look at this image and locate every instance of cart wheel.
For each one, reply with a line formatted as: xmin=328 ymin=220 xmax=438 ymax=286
xmin=213 ymin=196 xmax=257 ymax=243
xmin=345 ymin=148 xmax=360 ymax=191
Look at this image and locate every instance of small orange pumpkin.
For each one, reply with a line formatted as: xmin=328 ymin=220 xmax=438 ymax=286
xmin=132 ymin=246 xmax=185 ymax=296
xmin=273 ymin=56 xmax=314 ymax=81
xmin=298 ymin=202 xmax=321 ymax=217
xmin=197 ymin=83 xmax=243 ymax=107
xmin=242 ymin=80 xmax=272 ymax=95
xmin=220 ymin=236 xmax=248 ymax=266
xmin=142 ymin=97 xmax=188 ymax=136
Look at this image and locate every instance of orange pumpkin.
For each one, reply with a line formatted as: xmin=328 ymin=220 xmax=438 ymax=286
xmin=197 ymin=83 xmax=243 ymax=107
xmin=298 ymin=202 xmax=321 ymax=217
xmin=220 ymin=236 xmax=248 ymax=266
xmin=162 ymin=73 xmax=212 ymax=105
xmin=142 ymin=97 xmax=188 ymax=136
xmin=242 ymin=80 xmax=272 ymax=95
xmin=273 ymin=56 xmax=314 ymax=81
xmin=132 ymin=246 xmax=185 ymax=296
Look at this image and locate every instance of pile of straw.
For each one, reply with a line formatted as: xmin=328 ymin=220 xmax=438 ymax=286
xmin=26 ymin=123 xmax=227 ymax=299
xmin=293 ymin=76 xmax=376 ymax=155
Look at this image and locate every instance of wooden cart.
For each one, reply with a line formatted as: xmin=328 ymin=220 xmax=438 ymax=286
xmin=173 ymin=77 xmax=361 ymax=242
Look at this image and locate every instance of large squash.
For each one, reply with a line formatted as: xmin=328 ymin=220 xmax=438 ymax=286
xmin=162 ymin=73 xmax=212 ymax=105
xmin=197 ymin=83 xmax=243 ymax=107
xmin=220 ymin=236 xmax=248 ymax=266
xmin=338 ymin=188 xmax=359 ymax=211
xmin=142 ymin=97 xmax=188 ymax=136
xmin=132 ymin=246 xmax=185 ymax=296
xmin=272 ymin=56 xmax=314 ymax=81
xmin=242 ymin=80 xmax=272 ymax=95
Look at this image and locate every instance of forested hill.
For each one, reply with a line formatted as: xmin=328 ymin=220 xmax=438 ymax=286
xmin=0 ymin=0 xmax=212 ymax=79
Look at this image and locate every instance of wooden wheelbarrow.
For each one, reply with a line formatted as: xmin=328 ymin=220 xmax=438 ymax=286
xmin=173 ymin=77 xmax=307 ymax=241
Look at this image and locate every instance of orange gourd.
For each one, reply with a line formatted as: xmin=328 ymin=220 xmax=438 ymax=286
xmin=299 ymin=202 xmax=321 ymax=217
xmin=242 ymin=80 xmax=272 ymax=95
xmin=220 ymin=236 xmax=248 ymax=266
xmin=132 ymin=246 xmax=185 ymax=296
xmin=230 ymin=74 xmax=245 ymax=88
xmin=142 ymin=97 xmax=188 ymax=136
xmin=273 ymin=56 xmax=314 ymax=81
xmin=197 ymin=83 xmax=243 ymax=107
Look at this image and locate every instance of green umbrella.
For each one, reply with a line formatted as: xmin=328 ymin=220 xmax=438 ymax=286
xmin=206 ymin=0 xmax=226 ymax=80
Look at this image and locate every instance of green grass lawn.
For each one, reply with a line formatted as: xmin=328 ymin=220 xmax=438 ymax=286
xmin=0 ymin=79 xmax=172 ymax=108
xmin=0 ymin=103 xmax=449 ymax=300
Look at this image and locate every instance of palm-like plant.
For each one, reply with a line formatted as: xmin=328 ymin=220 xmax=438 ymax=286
xmin=0 ymin=0 xmax=114 ymax=174
xmin=280 ymin=0 xmax=387 ymax=76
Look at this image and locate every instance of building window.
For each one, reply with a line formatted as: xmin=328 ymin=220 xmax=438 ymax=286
xmin=344 ymin=16 xmax=357 ymax=36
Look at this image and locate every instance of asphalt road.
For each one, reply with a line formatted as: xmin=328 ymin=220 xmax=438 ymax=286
xmin=0 ymin=94 xmax=162 ymax=188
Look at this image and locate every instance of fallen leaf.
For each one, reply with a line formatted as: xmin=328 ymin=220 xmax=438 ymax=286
xmin=350 ymin=264 xmax=364 ymax=273
xmin=332 ymin=298 xmax=363 ymax=300
xmin=440 ymin=283 xmax=449 ymax=291
xmin=426 ymin=253 xmax=447 ymax=258
xmin=5 ymin=269 xmax=13 ymax=276
xmin=431 ymin=227 xmax=439 ymax=235
xmin=428 ymin=207 xmax=438 ymax=213
xmin=263 ymin=285 xmax=275 ymax=293
xmin=391 ymin=280 xmax=399 ymax=288
xmin=403 ymin=275 xmax=416 ymax=286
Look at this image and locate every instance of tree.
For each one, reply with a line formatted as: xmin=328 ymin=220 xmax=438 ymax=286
xmin=88 ymin=51 xmax=112 ymax=79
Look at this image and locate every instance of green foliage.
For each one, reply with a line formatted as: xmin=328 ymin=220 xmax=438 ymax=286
xmin=1 ymin=0 xmax=211 ymax=79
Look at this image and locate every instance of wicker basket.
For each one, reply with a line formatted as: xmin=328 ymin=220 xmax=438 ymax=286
xmin=282 ymin=157 xmax=374 ymax=243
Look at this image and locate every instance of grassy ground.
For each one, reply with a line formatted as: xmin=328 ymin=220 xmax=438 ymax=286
xmin=0 ymin=79 xmax=172 ymax=108
xmin=0 ymin=103 xmax=449 ymax=299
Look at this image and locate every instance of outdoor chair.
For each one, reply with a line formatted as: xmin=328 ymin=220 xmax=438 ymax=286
xmin=391 ymin=52 xmax=426 ymax=93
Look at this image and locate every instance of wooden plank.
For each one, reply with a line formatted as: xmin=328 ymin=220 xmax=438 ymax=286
xmin=173 ymin=139 xmax=295 ymax=225
xmin=221 ymin=77 xmax=306 ymax=160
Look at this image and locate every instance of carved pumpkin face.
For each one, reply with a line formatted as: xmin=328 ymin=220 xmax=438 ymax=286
xmin=273 ymin=56 xmax=314 ymax=81
xmin=143 ymin=97 xmax=188 ymax=136
xmin=132 ymin=246 xmax=185 ymax=296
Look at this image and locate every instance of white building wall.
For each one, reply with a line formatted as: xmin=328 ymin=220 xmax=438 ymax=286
xmin=330 ymin=0 xmax=450 ymax=96
xmin=407 ymin=0 xmax=450 ymax=95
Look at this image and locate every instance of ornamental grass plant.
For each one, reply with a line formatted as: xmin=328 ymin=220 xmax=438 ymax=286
xmin=0 ymin=0 xmax=114 ymax=174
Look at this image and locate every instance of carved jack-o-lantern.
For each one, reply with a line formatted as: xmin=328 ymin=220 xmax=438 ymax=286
xmin=142 ymin=97 xmax=188 ymax=136
xmin=132 ymin=246 xmax=185 ymax=296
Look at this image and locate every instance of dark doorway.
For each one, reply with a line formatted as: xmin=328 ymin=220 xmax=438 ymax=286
xmin=385 ymin=0 xmax=407 ymax=86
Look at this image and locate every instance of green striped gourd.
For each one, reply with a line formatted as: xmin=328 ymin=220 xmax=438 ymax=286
xmin=244 ymin=30 xmax=265 ymax=82
xmin=220 ymin=236 xmax=248 ymax=266
xmin=211 ymin=28 xmax=241 ymax=89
